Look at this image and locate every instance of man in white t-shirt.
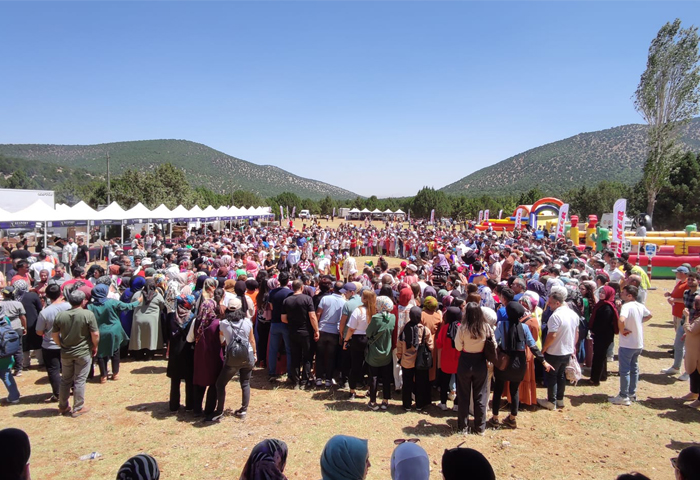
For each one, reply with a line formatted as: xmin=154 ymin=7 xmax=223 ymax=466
xmin=538 ymin=289 xmax=579 ymax=410
xmin=610 ymin=285 xmax=652 ymax=406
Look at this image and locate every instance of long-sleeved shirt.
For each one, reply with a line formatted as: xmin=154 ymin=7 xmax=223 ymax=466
xmin=454 ymin=324 xmax=495 ymax=353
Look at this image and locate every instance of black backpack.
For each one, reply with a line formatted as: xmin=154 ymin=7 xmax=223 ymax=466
xmin=0 ymin=318 xmax=21 ymax=359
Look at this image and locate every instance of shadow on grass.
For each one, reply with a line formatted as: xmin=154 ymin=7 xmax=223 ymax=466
xmin=639 ymin=396 xmax=700 ymax=424
xmin=126 ymin=401 xmax=199 ymax=423
xmin=568 ymin=393 xmax=610 ymax=407
xmin=641 ymin=350 xmax=675 ymax=360
xmin=34 ymin=376 xmax=50 ymax=385
xmin=667 ymin=439 xmax=700 ymax=452
xmin=130 ymin=366 xmax=167 ymax=375
xmin=402 ymin=418 xmax=457 ymax=437
xmin=639 ymin=373 xmax=677 ymax=386
xmin=14 ymin=407 xmax=60 ymax=418
xmin=10 ymin=393 xmax=56 ymax=405
xmin=648 ymin=323 xmax=674 ymax=329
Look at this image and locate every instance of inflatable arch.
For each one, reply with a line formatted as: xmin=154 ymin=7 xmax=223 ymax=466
xmin=529 ymin=197 xmax=564 ymax=229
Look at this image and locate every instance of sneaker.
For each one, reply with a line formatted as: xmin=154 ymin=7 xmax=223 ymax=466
xmin=452 ymin=404 xmax=459 ymax=412
xmin=537 ymin=399 xmax=556 ymax=410
xmin=234 ymin=408 xmax=247 ymax=418
xmin=606 ymin=356 xmax=614 ymax=362
xmin=629 ymin=394 xmax=638 ymax=403
xmin=662 ymin=367 xmax=680 ymax=375
xmin=448 ymin=391 xmax=457 ymax=402
xmin=348 ymin=392 xmax=356 ymax=400
xmin=325 ymin=380 xmax=333 ymax=388
xmin=44 ymin=395 xmax=58 ymax=403
xmin=71 ymin=406 xmax=92 ymax=417
xmin=367 ymin=402 xmax=380 ymax=411
xmin=487 ymin=416 xmax=501 ymax=428
xmin=679 ymin=373 xmax=690 ymax=381
xmin=609 ymin=395 xmax=631 ymax=406
xmin=380 ymin=402 xmax=388 ymax=411
xmin=209 ymin=411 xmax=224 ymax=422
xmin=4 ymin=397 xmax=19 ymax=405
xmin=13 ymin=371 xmax=22 ymax=377
xmin=502 ymin=416 xmax=517 ymax=429
xmin=556 ymin=400 xmax=565 ymax=409
xmin=438 ymin=403 xmax=448 ymax=411
xmin=316 ymin=378 xmax=324 ymax=387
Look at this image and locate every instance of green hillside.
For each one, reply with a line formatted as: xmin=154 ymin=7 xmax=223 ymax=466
xmin=441 ymin=118 xmax=700 ymax=197
xmin=0 ymin=140 xmax=359 ymax=200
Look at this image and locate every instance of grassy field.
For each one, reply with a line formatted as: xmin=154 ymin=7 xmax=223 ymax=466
xmin=2 ymin=273 xmax=698 ymax=479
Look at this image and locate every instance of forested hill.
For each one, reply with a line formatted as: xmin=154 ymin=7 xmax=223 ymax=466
xmin=0 ymin=140 xmax=359 ymax=200
xmin=440 ymin=118 xmax=700 ymax=197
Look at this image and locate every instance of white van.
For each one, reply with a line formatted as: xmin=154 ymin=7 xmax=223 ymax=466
xmin=299 ymin=209 xmax=310 ymax=219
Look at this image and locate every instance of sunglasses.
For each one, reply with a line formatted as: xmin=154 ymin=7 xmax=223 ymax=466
xmin=671 ymin=457 xmax=678 ymax=470
xmin=394 ymin=438 xmax=420 ymax=445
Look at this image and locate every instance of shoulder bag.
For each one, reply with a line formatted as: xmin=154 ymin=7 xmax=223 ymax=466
xmin=415 ymin=326 xmax=433 ymax=371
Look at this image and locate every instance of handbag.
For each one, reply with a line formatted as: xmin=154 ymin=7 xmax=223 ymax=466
xmin=483 ymin=328 xmax=499 ymax=365
xmin=494 ymin=346 xmax=511 ymax=371
xmin=415 ymin=326 xmax=433 ymax=371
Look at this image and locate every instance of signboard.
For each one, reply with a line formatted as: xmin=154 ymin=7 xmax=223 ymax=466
xmin=0 ymin=221 xmax=42 ymax=229
xmin=622 ymin=239 xmax=632 ymax=253
xmin=612 ymin=199 xmax=627 ymax=257
xmin=645 ymin=243 xmax=657 ymax=258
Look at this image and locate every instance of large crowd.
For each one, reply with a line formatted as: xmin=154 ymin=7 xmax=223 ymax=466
xmin=0 ymin=217 xmax=698 ymax=479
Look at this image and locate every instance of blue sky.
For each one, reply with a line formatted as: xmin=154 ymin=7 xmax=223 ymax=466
xmin=1 ymin=1 xmax=698 ymax=197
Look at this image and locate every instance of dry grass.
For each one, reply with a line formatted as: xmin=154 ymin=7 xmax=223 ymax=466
xmin=3 ymin=276 xmax=699 ymax=479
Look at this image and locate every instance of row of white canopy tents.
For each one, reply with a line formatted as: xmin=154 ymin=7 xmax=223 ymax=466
xmin=347 ymin=208 xmax=405 ymax=218
xmin=0 ymin=200 xmax=274 ymax=247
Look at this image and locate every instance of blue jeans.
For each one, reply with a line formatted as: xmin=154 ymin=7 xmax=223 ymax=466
xmin=267 ymin=323 xmax=291 ymax=376
xmin=0 ymin=368 xmax=20 ymax=402
xmin=618 ymin=347 xmax=642 ymax=399
xmin=672 ymin=319 xmax=686 ymax=370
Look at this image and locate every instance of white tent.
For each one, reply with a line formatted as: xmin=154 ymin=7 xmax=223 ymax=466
xmin=202 ymin=205 xmax=219 ymax=220
xmin=360 ymin=208 xmax=371 ymax=213
xmin=149 ymin=204 xmax=173 ymax=221
xmin=6 ymin=200 xmax=52 ymax=222
xmin=395 ymin=209 xmax=405 ymax=214
xmin=383 ymin=209 xmax=393 ymax=214
xmin=170 ymin=205 xmax=192 ymax=221
xmin=96 ymin=202 xmax=128 ymax=221
xmin=349 ymin=208 xmax=361 ymax=213
xmin=215 ymin=206 xmax=230 ymax=220
xmin=188 ymin=205 xmax=204 ymax=219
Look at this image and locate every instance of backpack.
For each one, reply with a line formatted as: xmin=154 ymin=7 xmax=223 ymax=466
xmin=225 ymin=322 xmax=254 ymax=369
xmin=0 ymin=318 xmax=21 ymax=359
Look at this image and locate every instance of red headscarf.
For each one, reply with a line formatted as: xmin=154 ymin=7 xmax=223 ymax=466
xmin=398 ymin=283 xmax=413 ymax=307
xmin=589 ymin=285 xmax=619 ymax=333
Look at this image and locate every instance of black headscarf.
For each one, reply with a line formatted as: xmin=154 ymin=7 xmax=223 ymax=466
xmin=117 ymin=453 xmax=160 ymax=480
xmin=234 ymin=280 xmax=249 ymax=313
xmin=441 ymin=447 xmax=495 ymax=480
xmin=505 ymin=301 xmax=526 ymax=352
xmin=400 ymin=306 xmax=423 ymax=349
xmin=240 ymin=439 xmax=288 ymax=480
xmin=143 ymin=278 xmax=157 ymax=303
xmin=0 ymin=428 xmax=31 ymax=480
xmin=444 ymin=306 xmax=462 ymax=349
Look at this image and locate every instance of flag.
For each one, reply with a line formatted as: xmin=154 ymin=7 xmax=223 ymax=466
xmin=484 ymin=210 xmax=490 ymax=222
xmin=292 ymin=206 xmax=296 ymax=218
xmin=286 ymin=206 xmax=289 ymax=220
xmin=612 ymin=198 xmax=627 ymax=256
xmin=408 ymin=210 xmax=411 ymax=222
xmin=478 ymin=210 xmax=483 ymax=224
xmin=332 ymin=207 xmax=336 ymax=217
xmin=279 ymin=205 xmax=284 ymax=220
xmin=514 ymin=208 xmax=523 ymax=230
xmin=430 ymin=209 xmax=435 ymax=224
xmin=556 ymin=204 xmax=569 ymax=238
xmin=498 ymin=209 xmax=503 ymax=219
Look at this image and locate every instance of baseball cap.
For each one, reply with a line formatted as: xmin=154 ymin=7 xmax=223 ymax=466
xmin=340 ymin=283 xmax=357 ymax=294
xmin=673 ymin=266 xmax=690 ymax=274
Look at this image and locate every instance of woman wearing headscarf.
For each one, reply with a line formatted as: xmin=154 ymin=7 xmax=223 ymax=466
xmin=88 ymin=284 xmax=140 ymax=383
xmin=320 ymin=435 xmax=370 ymax=480
xmin=441 ymin=447 xmax=495 ymax=480
xmin=167 ymin=295 xmax=196 ymax=412
xmin=393 ymin=284 xmax=415 ymax=391
xmin=579 ymin=281 xmax=597 ymax=368
xmin=128 ymin=278 xmax=167 ymax=361
xmin=364 ymin=295 xmax=395 ymax=410
xmin=390 ymin=441 xmax=430 ymax=480
xmin=116 ymin=453 xmax=160 ymax=480
xmin=13 ymin=279 xmax=42 ymax=371
xmin=491 ymin=302 xmax=551 ymax=429
xmin=186 ymin=281 xmax=224 ymax=416
xmin=526 ymin=279 xmax=547 ymax=309
xmin=239 ymin=439 xmax=288 ymax=480
xmin=420 ymin=296 xmax=442 ymax=382
xmin=435 ymin=298 xmax=463 ymax=411
xmin=589 ymin=285 xmax=619 ymax=386
xmin=397 ymin=306 xmax=433 ymax=412
xmin=453 ymin=302 xmax=494 ymax=434
xmin=120 ymin=276 xmax=142 ymax=358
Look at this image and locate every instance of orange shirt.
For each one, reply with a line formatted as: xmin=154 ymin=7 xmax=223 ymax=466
xmin=671 ymin=280 xmax=688 ymax=318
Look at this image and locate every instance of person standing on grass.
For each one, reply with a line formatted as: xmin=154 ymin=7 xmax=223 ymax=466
xmin=436 ymin=300 xmax=462 ymax=412
xmin=364 ymin=295 xmax=395 ymax=411
xmin=1 ymin=285 xmax=27 ymax=377
xmin=315 ymin=281 xmax=346 ymax=388
xmin=343 ymin=289 xmax=375 ymax=399
xmin=588 ymin=285 xmax=619 ymax=386
xmin=281 ymin=279 xmax=319 ymax=389
xmin=397 ymin=306 xmax=433 ymax=412
xmin=267 ymin=272 xmax=293 ymax=381
xmin=681 ymin=296 xmax=700 ymax=408
xmin=662 ymin=266 xmax=689 ymax=379
xmin=663 ymin=270 xmax=698 ymax=381
xmin=52 ymin=287 xmax=99 ymax=417
xmin=610 ymin=285 xmax=652 ymax=406
xmin=35 ymin=284 xmax=70 ymax=402
xmin=538 ymin=288 xmax=578 ymax=411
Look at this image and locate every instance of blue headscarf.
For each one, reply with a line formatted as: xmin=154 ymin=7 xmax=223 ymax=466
xmin=91 ymin=284 xmax=110 ymax=306
xmin=390 ymin=442 xmax=430 ymax=480
xmin=131 ymin=276 xmax=146 ymax=292
xmin=320 ymin=435 xmax=368 ymax=480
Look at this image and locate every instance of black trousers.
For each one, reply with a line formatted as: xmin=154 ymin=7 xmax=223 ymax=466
xmin=690 ymin=369 xmax=700 ymax=394
xmin=439 ymin=368 xmax=455 ymax=405
xmin=289 ymin=331 xmax=312 ymax=385
xmin=456 ymin=352 xmax=489 ymax=433
xmin=42 ymin=347 xmax=61 ymax=397
xmin=545 ymin=353 xmax=570 ymax=402
xmin=492 ymin=377 xmax=520 ymax=417
xmin=316 ymin=332 xmax=338 ymax=381
xmin=349 ymin=335 xmax=367 ymax=390
xmin=590 ymin=334 xmax=613 ymax=384
xmin=368 ymin=362 xmax=392 ymax=403
xmin=169 ymin=376 xmax=194 ymax=411
xmin=193 ymin=384 xmax=217 ymax=415
xmin=214 ymin=365 xmax=253 ymax=413
xmin=97 ymin=349 xmax=121 ymax=377
xmin=402 ymin=366 xmax=431 ymax=409
xmin=257 ymin=321 xmax=271 ymax=368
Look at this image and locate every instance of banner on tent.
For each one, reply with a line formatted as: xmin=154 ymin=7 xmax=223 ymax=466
xmin=0 ymin=221 xmax=42 ymax=229
xmin=47 ymin=220 xmax=87 ymax=227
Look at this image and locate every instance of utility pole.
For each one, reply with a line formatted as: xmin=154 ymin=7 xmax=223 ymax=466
xmin=106 ymin=153 xmax=111 ymax=204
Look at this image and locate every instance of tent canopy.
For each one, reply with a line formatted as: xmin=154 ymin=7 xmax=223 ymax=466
xmin=349 ymin=208 xmax=361 ymax=213
xmin=360 ymin=208 xmax=371 ymax=213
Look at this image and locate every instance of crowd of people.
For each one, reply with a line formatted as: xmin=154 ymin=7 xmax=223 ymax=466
xmin=2 ymin=425 xmax=698 ymax=480
xmin=0 ymin=217 xmax=698 ymax=476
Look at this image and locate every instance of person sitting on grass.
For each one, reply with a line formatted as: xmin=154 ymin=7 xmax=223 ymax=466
xmin=441 ymin=446 xmax=495 ymax=480
xmin=116 ymin=453 xmax=160 ymax=480
xmin=320 ymin=435 xmax=370 ymax=480
xmin=240 ymin=439 xmax=288 ymax=480
xmin=672 ymin=445 xmax=700 ymax=480
xmin=390 ymin=440 xmax=430 ymax=480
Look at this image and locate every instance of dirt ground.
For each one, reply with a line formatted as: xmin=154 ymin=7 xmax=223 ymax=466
xmin=2 ymin=272 xmax=697 ymax=479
